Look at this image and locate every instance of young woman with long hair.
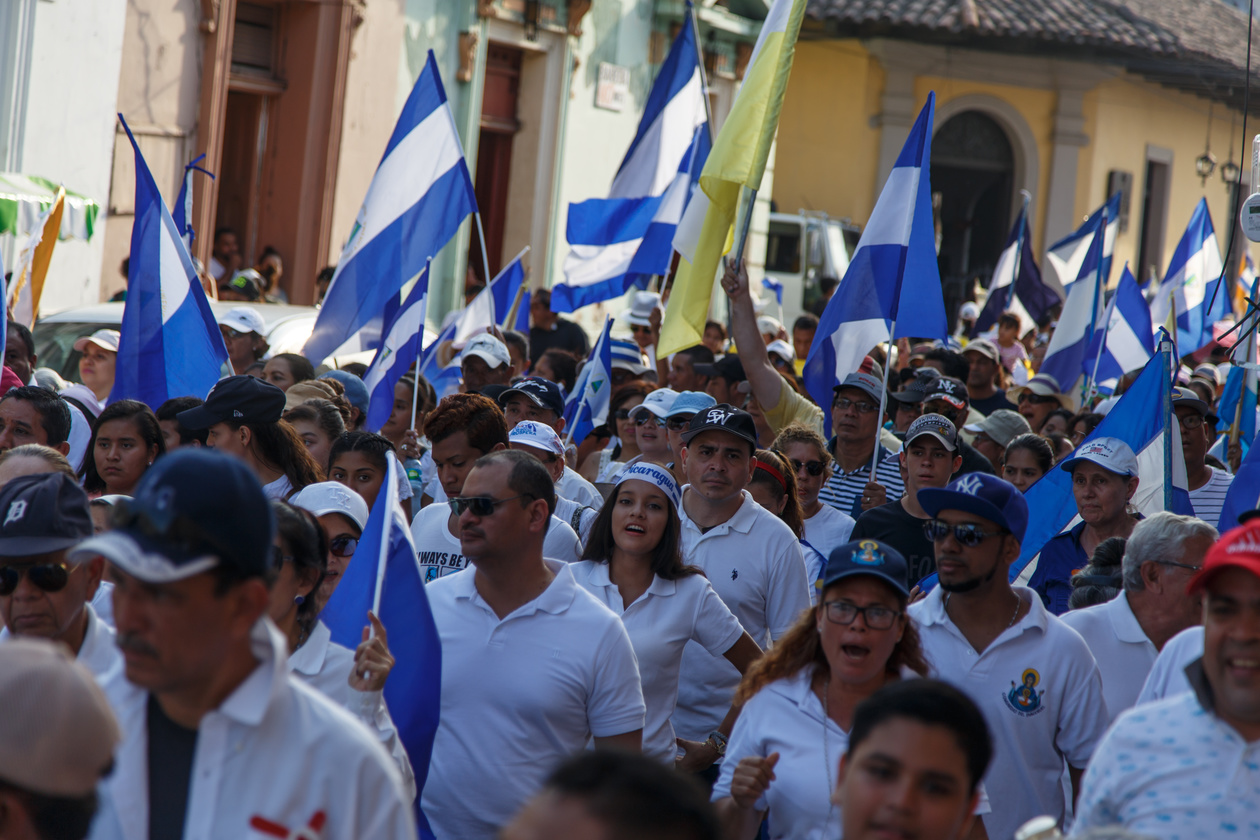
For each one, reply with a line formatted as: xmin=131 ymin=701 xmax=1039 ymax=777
xmin=573 ymin=463 xmax=762 ymax=767
xmin=746 ymin=449 xmax=805 ymax=538
xmin=713 ymin=539 xmax=933 ymax=840
xmin=81 ymin=400 xmax=165 ymax=497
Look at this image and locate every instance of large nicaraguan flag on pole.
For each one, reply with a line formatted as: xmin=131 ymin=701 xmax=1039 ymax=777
xmin=452 ymin=248 xmax=529 ymax=344
xmin=802 ymin=94 xmax=948 ymax=436
xmin=1038 ymin=213 xmax=1106 ymax=402
xmin=321 ymin=455 xmax=441 ymax=837
xmin=112 ymin=115 xmax=228 ymax=409
xmin=555 ymin=7 xmax=710 ymax=313
xmin=564 ymin=316 xmax=615 ymax=446
xmin=304 ymin=50 xmax=477 ymax=365
xmin=1013 ymin=340 xmax=1193 ymax=583
xmin=973 ymin=205 xmax=1060 ymax=337
xmin=1083 ymin=265 xmax=1154 ymax=395
xmin=364 ymin=262 xmax=430 ymax=432
xmin=1044 ymin=192 xmax=1121 ymax=296
xmin=1149 ymin=198 xmax=1229 ymax=355
xmin=660 ymin=0 xmax=806 ymax=356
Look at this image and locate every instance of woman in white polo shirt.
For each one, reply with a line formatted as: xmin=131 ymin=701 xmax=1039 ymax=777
xmin=772 ymin=424 xmax=855 ymax=594
xmin=712 ymin=538 xmax=929 ymax=840
xmin=572 ymin=462 xmax=762 ymax=765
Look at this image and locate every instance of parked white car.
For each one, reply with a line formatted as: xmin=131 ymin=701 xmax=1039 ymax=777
xmin=33 ymin=302 xmax=375 ymax=385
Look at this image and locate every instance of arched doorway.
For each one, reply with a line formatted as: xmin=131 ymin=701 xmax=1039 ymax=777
xmin=931 ymin=111 xmax=1015 ymax=324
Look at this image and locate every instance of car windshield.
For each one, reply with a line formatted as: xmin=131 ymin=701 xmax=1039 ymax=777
xmin=32 ymin=321 xmax=104 ymax=384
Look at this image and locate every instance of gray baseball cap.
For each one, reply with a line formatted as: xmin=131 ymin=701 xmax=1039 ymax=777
xmin=964 ymin=409 xmax=1032 ymax=448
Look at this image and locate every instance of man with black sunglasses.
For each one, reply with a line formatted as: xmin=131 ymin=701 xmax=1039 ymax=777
xmin=0 ymin=472 xmax=118 ymax=681
xmin=423 ymin=449 xmax=645 ymax=840
xmin=909 ymin=473 xmax=1108 ymax=840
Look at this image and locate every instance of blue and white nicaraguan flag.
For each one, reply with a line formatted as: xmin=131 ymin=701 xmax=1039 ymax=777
xmin=304 ymin=50 xmax=477 ymax=365
xmin=1083 ymin=265 xmax=1153 ymax=396
xmin=1044 ymin=191 xmax=1120 ymax=295
xmin=363 ymin=262 xmax=430 ymax=432
xmin=973 ymin=204 xmax=1060 ymax=338
xmin=1038 ymin=211 xmax=1106 ymax=399
xmin=111 ymin=115 xmax=227 ymax=409
xmin=803 ymin=94 xmax=947 ymax=436
xmin=563 ymin=317 xmax=614 ymax=445
xmin=553 ymin=5 xmax=709 ymax=312
xmin=1149 ymin=198 xmax=1229 ymax=355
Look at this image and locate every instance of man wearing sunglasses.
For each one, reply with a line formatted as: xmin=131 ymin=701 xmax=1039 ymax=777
xmin=1009 ymin=373 xmax=1072 ymax=433
xmin=498 ymin=377 xmax=602 ymax=509
xmin=0 ymin=472 xmax=118 ymax=682
xmin=910 ymin=473 xmax=1108 ymax=840
xmin=423 ymin=450 xmax=645 ymax=840
xmin=1173 ymin=387 xmax=1233 ymax=526
xmin=73 ymin=448 xmax=416 ymax=839
xmin=850 ymin=415 xmax=962 ymax=588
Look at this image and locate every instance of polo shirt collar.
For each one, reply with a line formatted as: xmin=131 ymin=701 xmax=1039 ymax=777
xmin=827 ymin=437 xmax=891 ymax=476
xmin=765 ymin=667 xmax=824 ymax=720
xmin=584 ymin=561 xmax=678 ymax=599
xmin=288 ymin=619 xmax=332 ymax=677
xmin=680 ymin=489 xmax=757 ymax=535
xmin=919 ymin=584 xmax=1048 ymax=637
xmin=217 ymin=618 xmax=288 ymax=727
xmin=457 ymin=559 xmax=580 ymax=618
xmin=1105 ymin=592 xmax=1150 ymax=645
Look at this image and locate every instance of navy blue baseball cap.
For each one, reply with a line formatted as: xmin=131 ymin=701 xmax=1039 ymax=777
xmin=680 ymin=403 xmax=758 ymax=449
xmin=176 ymin=375 xmax=286 ymax=429
xmin=499 ymin=377 xmax=565 ymax=417
xmin=823 ymin=539 xmax=909 ymax=597
xmin=918 ymin=473 xmax=1029 ymax=542
xmin=70 ymin=449 xmax=275 ymax=583
xmin=0 ymin=473 xmax=93 ymax=556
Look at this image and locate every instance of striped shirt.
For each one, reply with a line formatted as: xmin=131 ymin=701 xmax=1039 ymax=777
xmin=818 ymin=442 xmax=905 ymax=520
xmin=1188 ymin=466 xmax=1233 ymax=528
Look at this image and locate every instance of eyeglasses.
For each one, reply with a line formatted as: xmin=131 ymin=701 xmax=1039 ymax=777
xmin=790 ymin=458 xmax=825 ymax=476
xmin=923 ymin=519 xmax=1008 ymax=547
xmin=1158 ymin=560 xmax=1203 ymax=574
xmin=270 ymin=546 xmax=294 ymax=570
xmin=1177 ymin=414 xmax=1205 ymax=430
xmin=1018 ymin=392 xmax=1057 ymax=406
xmin=0 ymin=563 xmax=70 ymax=596
xmin=613 ymin=409 xmax=633 ymax=421
xmin=329 ymin=536 xmax=358 ymax=558
xmin=666 ymin=415 xmax=694 ymax=431
xmin=833 ymin=397 xmax=878 ymax=414
xmin=634 ymin=414 xmax=662 ymax=427
xmin=448 ymin=494 xmax=534 ymax=518
xmin=821 ymin=600 xmax=900 ymax=630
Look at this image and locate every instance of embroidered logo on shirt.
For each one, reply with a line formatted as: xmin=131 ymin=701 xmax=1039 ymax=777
xmin=249 ymin=810 xmax=327 ymax=839
xmin=1003 ymin=668 xmax=1045 ymax=717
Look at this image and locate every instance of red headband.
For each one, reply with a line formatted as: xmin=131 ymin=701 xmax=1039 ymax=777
xmin=752 ymin=458 xmax=787 ymax=493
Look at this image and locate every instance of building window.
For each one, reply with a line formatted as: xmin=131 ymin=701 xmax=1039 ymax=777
xmin=1138 ymin=147 xmax=1173 ymax=285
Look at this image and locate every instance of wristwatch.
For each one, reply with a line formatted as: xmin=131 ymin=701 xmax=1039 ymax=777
xmin=705 ymin=729 xmax=728 ymax=756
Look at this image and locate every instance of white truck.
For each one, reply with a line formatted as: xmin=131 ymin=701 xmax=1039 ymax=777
xmin=762 ymin=210 xmax=860 ymax=327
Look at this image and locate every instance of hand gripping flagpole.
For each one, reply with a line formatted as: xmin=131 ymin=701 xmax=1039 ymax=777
xmin=1160 ymin=329 xmax=1174 ymax=512
xmin=870 ymin=324 xmax=897 ymax=481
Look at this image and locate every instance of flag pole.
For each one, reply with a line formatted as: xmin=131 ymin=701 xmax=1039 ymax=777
xmin=409 ymin=365 xmax=422 ymax=434
xmin=870 ymin=327 xmax=896 ymax=481
xmin=1160 ymin=330 xmax=1174 ymax=511
xmin=409 ymin=258 xmax=432 ymax=434
xmin=1082 ymin=207 xmax=1108 ymax=407
xmin=732 ymin=187 xmax=758 ymax=268
xmin=502 ymin=280 xmax=529 ymax=330
xmin=688 ymin=0 xmax=716 ymax=145
xmin=474 ymin=212 xmax=493 ymax=288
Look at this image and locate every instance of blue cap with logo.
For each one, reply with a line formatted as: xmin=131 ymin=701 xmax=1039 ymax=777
xmin=917 ymin=473 xmax=1029 ymax=542
xmin=822 ymin=539 xmax=910 ymax=597
xmin=499 ymin=377 xmax=565 ymax=417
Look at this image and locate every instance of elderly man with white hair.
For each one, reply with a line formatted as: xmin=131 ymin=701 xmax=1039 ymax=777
xmin=1061 ymin=511 xmax=1217 ymax=722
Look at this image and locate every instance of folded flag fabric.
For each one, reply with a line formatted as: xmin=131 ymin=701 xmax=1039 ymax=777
xmin=1150 ymin=197 xmax=1229 ymax=355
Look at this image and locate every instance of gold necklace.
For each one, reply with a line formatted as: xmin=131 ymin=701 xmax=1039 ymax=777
xmin=945 ymin=589 xmax=1022 ymax=628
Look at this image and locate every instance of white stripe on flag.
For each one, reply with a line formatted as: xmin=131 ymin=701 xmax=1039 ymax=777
xmin=859 ymin=167 xmax=919 ymax=248
xmin=611 ymin=73 xmax=705 ymax=199
xmin=563 ymin=240 xmax=643 ymax=286
xmin=158 ymin=216 xmax=190 ymax=319
xmin=828 ymin=318 xmax=888 ymax=385
xmin=343 ymin=106 xmax=464 ymax=264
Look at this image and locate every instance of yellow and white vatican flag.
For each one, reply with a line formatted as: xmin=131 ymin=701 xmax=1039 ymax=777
xmin=10 ymin=186 xmax=65 ymax=326
xmin=658 ymin=0 xmax=806 ymax=356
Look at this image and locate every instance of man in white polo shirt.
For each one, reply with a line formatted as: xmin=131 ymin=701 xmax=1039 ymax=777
xmin=1061 ymin=511 xmax=1216 ymax=721
xmin=423 ymin=450 xmax=645 ymax=840
xmin=672 ymin=404 xmax=810 ymax=753
xmin=497 ymin=376 xmax=602 ymax=509
xmin=509 ymin=420 xmax=597 ymax=542
xmin=1072 ymin=521 xmax=1260 ymax=836
xmin=911 ymin=473 xmax=1108 ymax=840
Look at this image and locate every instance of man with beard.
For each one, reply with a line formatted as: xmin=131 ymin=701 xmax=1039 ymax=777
xmin=908 ymin=473 xmax=1108 ymax=840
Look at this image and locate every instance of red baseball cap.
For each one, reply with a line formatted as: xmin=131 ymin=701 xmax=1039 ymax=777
xmin=1188 ymin=522 xmax=1260 ymax=594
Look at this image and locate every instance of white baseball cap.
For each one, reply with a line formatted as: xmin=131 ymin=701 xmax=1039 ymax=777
xmin=1058 ymin=436 xmax=1139 ymax=478
xmin=756 ymin=315 xmax=784 ymax=338
xmin=217 ymin=307 xmax=266 ymax=336
xmin=289 ymin=481 xmax=370 ymax=531
xmin=767 ymin=339 xmax=795 ymax=364
xmin=73 ymin=329 xmax=120 ymax=354
xmin=459 ymin=333 xmax=511 ymax=369
xmin=625 ymin=291 xmax=662 ymax=328
xmin=628 ymin=388 xmax=679 ymax=421
xmin=508 ymin=420 xmax=565 ymax=456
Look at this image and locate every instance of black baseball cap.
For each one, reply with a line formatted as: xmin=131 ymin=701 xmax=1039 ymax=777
xmin=0 ymin=473 xmax=93 ymax=556
xmin=891 ymin=368 xmax=940 ymax=403
xmin=176 ymin=375 xmax=286 ymax=429
xmin=680 ymin=403 xmax=758 ymax=449
xmin=499 ymin=377 xmax=565 ymax=417
xmin=823 ymin=539 xmax=910 ymax=597
xmin=70 ymin=449 xmax=275 ymax=584
xmin=905 ymin=413 xmax=958 ymax=451
xmin=693 ymin=355 xmax=746 ymax=383
xmin=923 ymin=376 xmax=968 ymax=410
